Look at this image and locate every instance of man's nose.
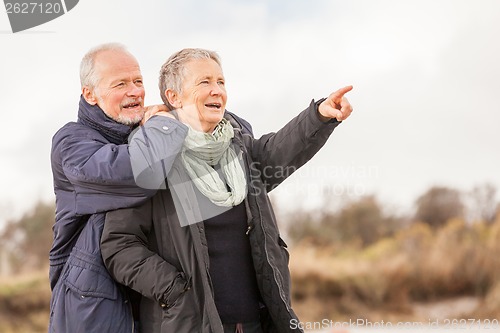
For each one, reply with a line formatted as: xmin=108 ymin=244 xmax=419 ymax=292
xmin=127 ymin=83 xmax=144 ymax=97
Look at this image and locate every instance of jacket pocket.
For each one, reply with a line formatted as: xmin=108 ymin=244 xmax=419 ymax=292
xmin=160 ymin=273 xmax=191 ymax=309
xmin=62 ymin=248 xmax=118 ymax=300
xmin=278 ymin=236 xmax=290 ymax=265
xmin=277 ymin=236 xmax=292 ymax=302
xmin=50 ymin=249 xmax=132 ymax=333
xmin=160 ymin=275 xmax=201 ymax=333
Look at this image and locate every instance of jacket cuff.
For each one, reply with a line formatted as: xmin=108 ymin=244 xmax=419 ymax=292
xmin=311 ymin=98 xmax=342 ymax=126
xmin=159 ymin=273 xmax=191 ymax=309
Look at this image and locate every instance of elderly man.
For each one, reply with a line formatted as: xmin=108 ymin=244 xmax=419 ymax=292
xmin=49 ymin=43 xmax=186 ymax=332
xmin=101 ymin=48 xmax=353 ymax=333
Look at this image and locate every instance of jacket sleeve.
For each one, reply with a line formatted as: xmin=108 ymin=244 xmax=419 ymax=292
xmin=246 ymin=99 xmax=341 ymax=191
xmin=101 ymin=200 xmax=187 ymax=304
xmin=57 ymin=116 xmax=187 ymax=215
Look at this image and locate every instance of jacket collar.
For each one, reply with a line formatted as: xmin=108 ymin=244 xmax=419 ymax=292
xmin=77 ymin=95 xmax=136 ymax=144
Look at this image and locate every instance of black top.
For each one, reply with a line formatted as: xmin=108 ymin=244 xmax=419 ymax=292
xmin=203 ymin=201 xmax=261 ymax=324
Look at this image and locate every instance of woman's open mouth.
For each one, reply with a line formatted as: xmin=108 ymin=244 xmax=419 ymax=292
xmin=205 ymin=103 xmax=222 ymax=110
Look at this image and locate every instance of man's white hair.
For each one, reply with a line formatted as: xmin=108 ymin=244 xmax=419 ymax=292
xmin=80 ymin=42 xmax=129 ymax=90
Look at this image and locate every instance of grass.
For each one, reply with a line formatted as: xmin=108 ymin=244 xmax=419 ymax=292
xmin=0 ymin=270 xmax=50 ymax=333
xmin=1 ymin=218 xmax=499 ymax=331
xmin=290 ymin=218 xmax=500 ymax=323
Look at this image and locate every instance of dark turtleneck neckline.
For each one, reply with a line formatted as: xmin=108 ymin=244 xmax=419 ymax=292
xmin=77 ymin=95 xmax=137 ymax=145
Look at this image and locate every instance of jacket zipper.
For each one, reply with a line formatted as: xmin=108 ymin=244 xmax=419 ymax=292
xmin=234 ymin=120 xmax=292 ymax=315
xmin=254 ymin=196 xmax=292 ymax=313
xmin=240 ymin=148 xmax=291 ymax=315
xmin=125 ymin=294 xmax=134 ymax=333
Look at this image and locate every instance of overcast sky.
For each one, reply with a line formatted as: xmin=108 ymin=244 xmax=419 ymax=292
xmin=0 ymin=0 xmax=499 ymax=227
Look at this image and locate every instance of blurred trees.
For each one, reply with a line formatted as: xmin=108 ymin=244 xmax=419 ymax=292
xmin=287 ymin=183 xmax=500 ymax=323
xmin=0 ymin=183 xmax=498 ymax=275
xmin=468 ymin=183 xmax=498 ymax=224
xmin=288 ymin=195 xmax=402 ymax=247
xmin=0 ymin=201 xmax=54 ymax=273
xmin=287 ymin=183 xmax=499 ymax=247
xmin=0 ymin=184 xmax=498 ymax=330
xmin=414 ymin=186 xmax=464 ymax=228
xmin=335 ymin=196 xmax=401 ymax=246
xmin=290 ymin=215 xmax=500 ymax=323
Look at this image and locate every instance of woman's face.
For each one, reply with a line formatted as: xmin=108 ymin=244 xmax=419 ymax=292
xmin=175 ymin=58 xmax=227 ymax=132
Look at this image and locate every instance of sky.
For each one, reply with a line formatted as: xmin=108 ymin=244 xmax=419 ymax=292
xmin=0 ymin=0 xmax=499 ymax=227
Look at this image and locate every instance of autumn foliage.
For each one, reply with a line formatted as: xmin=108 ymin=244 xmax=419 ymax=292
xmin=0 ymin=184 xmax=498 ymax=331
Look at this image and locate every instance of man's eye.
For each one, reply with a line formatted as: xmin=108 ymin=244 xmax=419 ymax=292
xmin=217 ymin=81 xmax=225 ymax=86
xmin=135 ymin=80 xmax=143 ymax=85
xmin=115 ymin=82 xmax=125 ymax=87
xmin=200 ymin=80 xmax=209 ymax=85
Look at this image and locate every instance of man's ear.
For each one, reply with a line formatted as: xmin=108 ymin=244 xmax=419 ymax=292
xmin=82 ymin=87 xmax=98 ymax=105
xmin=165 ymin=89 xmax=182 ymax=109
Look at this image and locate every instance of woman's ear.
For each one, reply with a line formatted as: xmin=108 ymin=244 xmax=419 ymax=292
xmin=82 ymin=87 xmax=98 ymax=105
xmin=165 ymin=89 xmax=182 ymax=109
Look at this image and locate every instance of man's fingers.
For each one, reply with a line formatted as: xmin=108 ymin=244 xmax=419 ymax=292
xmin=340 ymin=98 xmax=353 ymax=115
xmin=328 ymin=98 xmax=352 ymax=121
xmin=324 ymin=104 xmax=344 ymax=120
xmin=336 ymin=110 xmax=344 ymax=121
xmin=155 ymin=111 xmax=176 ymax=120
xmin=330 ymin=85 xmax=353 ymax=103
xmin=147 ymin=104 xmax=168 ymax=114
xmin=141 ymin=104 xmax=170 ymax=125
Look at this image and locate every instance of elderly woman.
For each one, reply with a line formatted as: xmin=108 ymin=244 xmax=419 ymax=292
xmin=101 ymin=48 xmax=353 ymax=333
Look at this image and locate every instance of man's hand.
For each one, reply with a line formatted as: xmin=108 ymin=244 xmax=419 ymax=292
xmin=145 ymin=104 xmax=205 ymax=130
xmin=318 ymin=85 xmax=353 ymax=122
xmin=141 ymin=104 xmax=170 ymax=125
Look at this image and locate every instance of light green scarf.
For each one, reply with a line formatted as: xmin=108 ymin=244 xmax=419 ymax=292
xmin=181 ymin=118 xmax=247 ymax=207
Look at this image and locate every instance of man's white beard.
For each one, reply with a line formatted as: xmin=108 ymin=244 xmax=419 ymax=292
xmin=96 ymin=93 xmax=144 ymax=126
xmin=115 ymin=111 xmax=143 ymax=126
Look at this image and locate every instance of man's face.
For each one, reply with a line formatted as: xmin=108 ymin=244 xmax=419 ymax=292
xmin=178 ymin=58 xmax=227 ymax=132
xmin=90 ymin=50 xmax=145 ymax=125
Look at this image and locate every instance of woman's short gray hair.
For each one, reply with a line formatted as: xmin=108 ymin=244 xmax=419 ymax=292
xmin=158 ymin=48 xmax=222 ymax=110
xmin=80 ymin=43 xmax=129 ymax=90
